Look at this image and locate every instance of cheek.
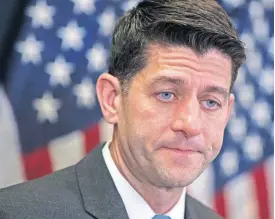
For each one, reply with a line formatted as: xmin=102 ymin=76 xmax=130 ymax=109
xmin=130 ymin=90 xmax=166 ymax=120
xmin=126 ymin=97 xmax=173 ymax=140
xmin=202 ymin=114 xmax=228 ymax=156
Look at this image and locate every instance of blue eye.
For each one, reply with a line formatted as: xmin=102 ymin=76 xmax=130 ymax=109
xmin=157 ymin=92 xmax=174 ymax=101
xmin=203 ymin=100 xmax=220 ymax=109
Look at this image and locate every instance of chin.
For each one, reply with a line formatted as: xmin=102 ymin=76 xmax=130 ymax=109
xmin=159 ymin=177 xmax=196 ymax=188
xmin=157 ymin=167 xmax=203 ymax=188
xmin=177 ymin=174 xmax=201 ymax=186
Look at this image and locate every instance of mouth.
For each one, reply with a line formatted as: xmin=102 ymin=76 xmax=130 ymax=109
xmin=162 ymin=147 xmax=200 ymax=155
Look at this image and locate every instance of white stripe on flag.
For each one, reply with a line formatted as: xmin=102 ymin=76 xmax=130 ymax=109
xmin=49 ymin=130 xmax=86 ymax=171
xmin=265 ymin=156 xmax=274 ymax=219
xmin=187 ymin=165 xmax=215 ymax=208
xmin=225 ymin=172 xmax=259 ymax=219
xmin=0 ymin=86 xmax=25 ymax=189
xmin=99 ymin=119 xmax=113 ymax=142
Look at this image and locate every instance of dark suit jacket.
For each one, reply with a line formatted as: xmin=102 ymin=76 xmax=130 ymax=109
xmin=0 ymin=143 xmax=222 ymax=219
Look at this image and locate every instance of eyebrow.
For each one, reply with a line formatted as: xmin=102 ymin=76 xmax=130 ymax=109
xmin=149 ymin=76 xmax=185 ymax=87
xmin=203 ymin=86 xmax=230 ymax=100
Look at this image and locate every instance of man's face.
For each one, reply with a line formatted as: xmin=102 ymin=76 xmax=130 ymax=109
xmin=115 ymin=45 xmax=234 ymax=188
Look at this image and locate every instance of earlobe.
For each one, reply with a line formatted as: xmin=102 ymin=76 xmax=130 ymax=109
xmin=96 ymin=73 xmax=121 ymax=124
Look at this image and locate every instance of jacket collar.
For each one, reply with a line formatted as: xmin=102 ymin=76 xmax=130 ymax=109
xmin=75 ymin=143 xmax=129 ymax=219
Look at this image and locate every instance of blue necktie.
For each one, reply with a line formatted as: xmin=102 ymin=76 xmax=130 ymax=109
xmin=152 ymin=215 xmax=171 ymax=219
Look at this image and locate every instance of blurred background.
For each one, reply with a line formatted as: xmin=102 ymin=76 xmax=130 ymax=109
xmin=0 ymin=0 xmax=273 ymax=218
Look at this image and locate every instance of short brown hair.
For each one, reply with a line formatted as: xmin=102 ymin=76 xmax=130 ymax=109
xmin=108 ymin=0 xmax=246 ymax=93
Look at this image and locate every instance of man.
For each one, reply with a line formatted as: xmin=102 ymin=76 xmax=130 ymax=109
xmin=0 ymin=0 xmax=245 ymax=218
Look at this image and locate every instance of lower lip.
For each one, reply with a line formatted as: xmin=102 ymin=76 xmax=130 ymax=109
xmin=163 ymin=148 xmax=197 ymax=155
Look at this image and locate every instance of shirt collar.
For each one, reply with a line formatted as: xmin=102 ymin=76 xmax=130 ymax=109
xmin=102 ymin=141 xmax=186 ymax=219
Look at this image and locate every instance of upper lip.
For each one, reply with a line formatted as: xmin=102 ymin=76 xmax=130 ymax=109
xmin=163 ymin=143 xmax=203 ymax=153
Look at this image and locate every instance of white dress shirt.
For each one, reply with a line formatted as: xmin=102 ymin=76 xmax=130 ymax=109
xmin=102 ymin=141 xmax=186 ymax=219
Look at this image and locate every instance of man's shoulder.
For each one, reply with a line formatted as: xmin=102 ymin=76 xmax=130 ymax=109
xmin=0 ymin=165 xmax=77 ymax=197
xmin=186 ymin=194 xmax=223 ymax=219
xmin=0 ymin=143 xmax=105 ymax=202
xmin=0 ymin=165 xmax=85 ymax=219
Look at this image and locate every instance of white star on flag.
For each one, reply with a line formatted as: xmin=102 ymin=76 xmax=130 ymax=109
xmin=26 ymin=0 xmax=56 ymax=29
xmin=45 ymin=55 xmax=75 ymax=87
xmin=240 ymin=33 xmax=255 ymax=51
xmin=97 ymin=8 xmax=116 ymax=36
xmin=246 ymin=51 xmax=263 ymax=75
xmin=251 ymin=100 xmax=271 ymax=128
xmin=122 ymin=0 xmax=140 ymax=11
xmin=252 ymin=18 xmax=269 ymax=41
xmin=243 ymin=135 xmax=264 ymax=161
xmin=73 ymin=78 xmax=96 ymax=108
xmin=249 ymin=1 xmax=264 ymax=19
xmin=16 ymin=34 xmax=44 ymax=64
xmin=228 ymin=0 xmax=245 ymax=7
xmin=259 ymin=67 xmax=273 ymax=95
xmin=228 ymin=117 xmax=247 ymax=142
xmin=86 ymin=43 xmax=108 ymax=71
xmin=33 ymin=92 xmax=62 ymax=123
xmin=57 ymin=20 xmax=86 ymax=51
xmin=268 ymin=37 xmax=273 ymax=57
xmin=263 ymin=0 xmax=274 ymax=8
xmin=220 ymin=150 xmax=239 ymax=177
xmin=238 ymin=84 xmax=255 ymax=109
xmin=70 ymin=0 xmax=96 ymax=15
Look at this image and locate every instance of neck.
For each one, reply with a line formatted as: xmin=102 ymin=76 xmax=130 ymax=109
xmin=109 ymin=134 xmax=184 ymax=214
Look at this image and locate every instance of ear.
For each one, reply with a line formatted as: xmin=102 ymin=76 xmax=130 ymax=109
xmin=225 ymin=93 xmax=235 ymax=124
xmin=96 ymin=73 xmax=121 ymax=124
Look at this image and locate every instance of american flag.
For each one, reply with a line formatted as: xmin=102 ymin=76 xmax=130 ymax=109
xmin=0 ymin=0 xmax=273 ymax=219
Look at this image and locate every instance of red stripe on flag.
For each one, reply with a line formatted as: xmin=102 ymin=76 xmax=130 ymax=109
xmin=22 ymin=146 xmax=53 ymax=180
xmin=84 ymin=124 xmax=100 ymax=153
xmin=214 ymin=189 xmax=227 ymax=218
xmin=252 ymin=165 xmax=270 ymax=219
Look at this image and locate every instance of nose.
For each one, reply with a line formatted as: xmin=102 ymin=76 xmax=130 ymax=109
xmin=170 ymin=95 xmax=201 ymax=137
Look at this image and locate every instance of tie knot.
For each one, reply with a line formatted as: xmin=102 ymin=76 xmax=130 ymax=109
xmin=152 ymin=215 xmax=171 ymax=219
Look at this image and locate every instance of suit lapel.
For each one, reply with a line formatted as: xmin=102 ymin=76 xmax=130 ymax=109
xmin=184 ymin=195 xmax=192 ymax=219
xmin=75 ymin=143 xmax=129 ymax=219
xmin=184 ymin=194 xmax=202 ymax=219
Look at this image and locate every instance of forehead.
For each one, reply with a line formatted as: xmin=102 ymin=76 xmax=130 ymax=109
xmin=136 ymin=44 xmax=232 ymax=89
